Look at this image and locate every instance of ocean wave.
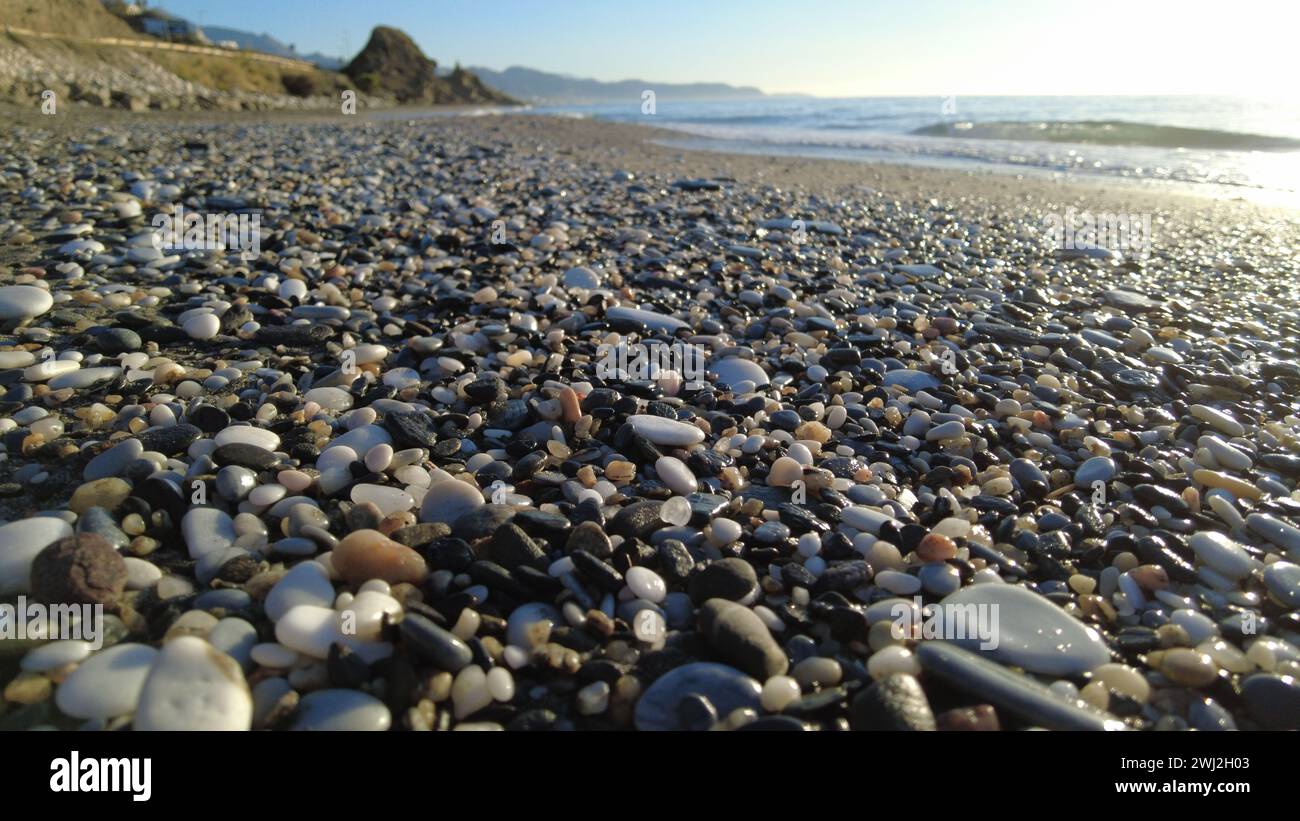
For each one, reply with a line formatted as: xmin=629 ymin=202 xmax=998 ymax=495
xmin=910 ymin=120 xmax=1300 ymax=152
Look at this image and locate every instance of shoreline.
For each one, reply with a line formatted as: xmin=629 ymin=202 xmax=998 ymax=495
xmin=6 ymin=100 xmax=1300 ymax=219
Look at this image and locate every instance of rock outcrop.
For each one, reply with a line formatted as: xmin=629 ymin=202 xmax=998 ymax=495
xmin=344 ymin=26 xmax=516 ymax=105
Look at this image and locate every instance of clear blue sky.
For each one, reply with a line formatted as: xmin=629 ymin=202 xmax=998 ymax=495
xmin=157 ymin=0 xmax=1291 ymax=96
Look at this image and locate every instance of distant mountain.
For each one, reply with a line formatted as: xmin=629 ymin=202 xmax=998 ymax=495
xmin=463 ymin=66 xmax=767 ymax=104
xmin=197 ymin=25 xmax=344 ymax=69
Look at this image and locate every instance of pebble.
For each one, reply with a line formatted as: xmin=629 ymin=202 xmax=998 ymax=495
xmin=293 ymin=689 xmax=392 ymax=731
xmin=634 ymin=662 xmax=762 ymax=731
xmin=938 ymin=584 xmax=1111 ymax=675
xmin=916 ymin=642 xmax=1124 ymax=731
xmin=0 ymin=285 xmax=53 ymax=320
xmin=133 ymin=636 xmax=253 ymax=730
xmin=626 ymin=415 xmax=705 ymax=446
xmin=1188 ymin=531 xmax=1256 ymax=580
xmin=54 ymin=643 xmax=159 ymax=720
xmin=0 ymin=516 xmax=74 ymax=595
xmin=332 ymin=529 xmax=428 ymax=586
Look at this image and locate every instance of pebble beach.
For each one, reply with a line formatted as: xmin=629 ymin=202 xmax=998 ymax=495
xmin=2 ymin=106 xmax=1300 ymax=732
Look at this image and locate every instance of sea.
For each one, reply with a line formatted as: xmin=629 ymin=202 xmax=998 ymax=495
xmin=520 ymin=95 xmax=1300 ymax=205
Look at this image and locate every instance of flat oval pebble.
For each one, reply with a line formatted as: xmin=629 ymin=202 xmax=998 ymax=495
xmin=293 ymin=689 xmax=392 ymax=731
xmin=55 ymin=643 xmax=159 ymax=720
xmin=627 ymin=414 xmax=705 ymax=446
xmin=0 ymin=285 xmax=54 ymax=320
xmin=937 ymin=583 xmax=1111 ymax=675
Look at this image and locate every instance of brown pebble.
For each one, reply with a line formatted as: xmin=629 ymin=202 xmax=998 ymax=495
xmin=1129 ymin=564 xmax=1169 ymax=592
xmin=558 ymin=387 xmax=581 ymax=423
xmin=333 ymin=529 xmax=428 ymax=586
xmin=30 ymin=533 xmax=127 ymax=612
xmin=916 ymin=533 xmax=957 ymax=563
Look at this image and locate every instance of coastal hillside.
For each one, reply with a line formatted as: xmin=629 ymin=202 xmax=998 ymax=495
xmin=0 ymin=2 xmax=515 ymax=110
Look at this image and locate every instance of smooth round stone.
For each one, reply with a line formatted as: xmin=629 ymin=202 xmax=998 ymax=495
xmin=1092 ymin=662 xmax=1151 ymax=703
xmin=1241 ymin=674 xmax=1300 ymax=730
xmin=1074 ymin=456 xmax=1116 ymax=486
xmin=323 ymin=424 xmax=392 ymax=454
xmin=181 ymin=507 xmax=236 ymax=560
xmin=216 ymin=465 xmax=257 ymax=500
xmin=293 ymin=689 xmax=392 ymax=731
xmin=21 ymin=640 xmax=94 ymax=673
xmin=84 ymin=438 xmax=144 ymax=481
xmin=767 ymin=456 xmax=803 ymax=487
xmin=0 ymin=285 xmax=53 ymax=320
xmin=626 ymin=414 xmax=705 ymax=446
xmin=0 ymin=516 xmax=74 ymax=596
xmin=350 ymin=484 xmax=413 ymax=516
xmin=1263 ymin=561 xmax=1300 ymax=608
xmin=333 ymin=529 xmax=427 ymax=586
xmin=183 ymin=313 xmax=221 ymax=340
xmin=1189 ymin=532 xmax=1255 ymax=580
xmin=207 ymin=618 xmax=258 ymax=669
xmin=634 ymin=662 xmax=762 ymax=731
xmin=626 ymin=566 xmax=667 ymax=603
xmin=364 ymin=444 xmax=394 ymax=473
xmin=760 ymin=675 xmax=802 ymax=712
xmin=133 ymin=636 xmax=252 ymax=730
xmin=215 ymin=427 xmax=280 ymax=453
xmin=926 ymin=420 xmax=966 ymax=441
xmin=840 ymin=506 xmax=900 ymax=535
xmin=419 ymin=479 xmax=485 ymax=525
xmin=265 ymin=561 xmax=335 ymax=621
xmin=452 ymin=665 xmax=493 ymax=719
xmin=123 ymin=556 xmax=162 ymax=590
xmin=1200 ymin=436 xmax=1252 ymax=472
xmin=712 ymin=357 xmax=770 ymax=388
xmin=49 ymin=366 xmax=120 ymax=390
xmin=563 ymin=266 xmax=601 ymax=289
xmin=249 ymin=484 xmax=286 ymax=506
xmin=275 ymin=605 xmax=343 ymax=659
xmin=655 ymin=456 xmax=697 ymax=496
xmin=399 ymin=612 xmax=472 ymax=671
xmin=1190 ymin=404 xmax=1245 ymax=437
xmin=305 ymin=386 xmax=354 ymax=412
xmin=0 ymin=350 xmax=36 ymax=368
xmin=660 ymin=496 xmax=692 ymax=526
xmin=507 ymin=602 xmax=563 ymax=649
xmin=341 ymin=590 xmax=402 ymax=641
xmin=938 ymin=583 xmax=1110 ymax=675
xmin=23 ymin=359 xmax=79 ymax=381
xmin=1247 ymin=513 xmax=1300 ymax=557
xmin=54 ymin=643 xmax=159 ymax=720
xmin=250 ymin=643 xmax=299 ymax=668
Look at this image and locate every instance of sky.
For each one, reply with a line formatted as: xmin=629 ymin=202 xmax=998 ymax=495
xmin=158 ymin=0 xmax=1296 ymax=97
